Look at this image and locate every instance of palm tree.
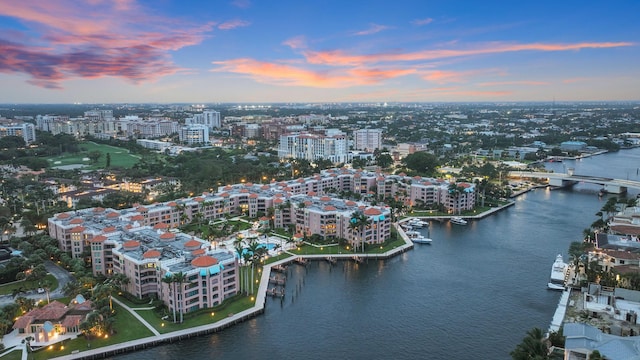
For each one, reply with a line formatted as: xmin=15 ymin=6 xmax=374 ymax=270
xmin=161 ymin=275 xmax=177 ymax=323
xmin=247 ymin=241 xmax=261 ymax=294
xmin=349 ymin=211 xmax=371 ymax=253
xmin=510 ymin=327 xmax=549 ymax=360
xmin=172 ymin=272 xmax=187 ymax=323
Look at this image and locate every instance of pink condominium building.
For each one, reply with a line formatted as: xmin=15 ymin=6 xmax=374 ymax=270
xmin=48 ymin=167 xmax=474 ymax=314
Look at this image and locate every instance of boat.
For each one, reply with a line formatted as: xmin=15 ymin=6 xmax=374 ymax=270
xmin=547 ymin=254 xmax=569 ymax=290
xmin=450 ymin=217 xmax=468 ymax=225
xmin=407 ymin=218 xmax=428 ymax=228
xmin=405 ymin=230 xmax=433 ymax=244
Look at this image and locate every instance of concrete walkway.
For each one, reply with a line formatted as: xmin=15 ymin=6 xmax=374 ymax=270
xmin=111 ymin=297 xmax=161 ymax=336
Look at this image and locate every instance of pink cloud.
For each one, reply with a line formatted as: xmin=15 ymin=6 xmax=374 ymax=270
xmin=422 ymin=70 xmax=471 ymax=84
xmin=478 ymin=80 xmax=549 ymax=86
xmin=354 ymin=23 xmax=392 ymax=36
xmin=218 ymin=19 xmax=251 ymax=30
xmin=303 ymin=41 xmax=633 ymax=66
xmin=0 ymin=0 xmax=214 ymax=88
xmin=412 ymin=18 xmax=434 ymax=26
xmin=283 ymin=36 xmax=307 ymax=50
xmin=212 ymin=59 xmax=412 ymax=88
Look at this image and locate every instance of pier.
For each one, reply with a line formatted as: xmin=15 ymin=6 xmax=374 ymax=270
xmin=266 ymin=287 xmax=285 ymax=298
xmin=548 ymin=288 xmax=572 ymax=334
xmin=269 ymin=275 xmax=286 ymax=286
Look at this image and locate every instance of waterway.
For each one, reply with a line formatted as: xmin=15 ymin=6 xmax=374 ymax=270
xmin=113 ymin=148 xmax=640 ymax=360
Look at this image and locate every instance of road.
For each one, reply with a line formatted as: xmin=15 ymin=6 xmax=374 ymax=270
xmin=0 ymin=260 xmax=75 ymax=307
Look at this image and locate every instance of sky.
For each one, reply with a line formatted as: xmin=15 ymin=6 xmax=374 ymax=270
xmin=0 ymin=0 xmax=638 ymax=103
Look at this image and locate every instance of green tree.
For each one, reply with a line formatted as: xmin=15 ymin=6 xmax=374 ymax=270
xmin=401 ymin=152 xmax=439 ymax=176
xmin=510 ymin=327 xmax=549 ymax=360
xmin=88 ymin=151 xmax=102 ymax=164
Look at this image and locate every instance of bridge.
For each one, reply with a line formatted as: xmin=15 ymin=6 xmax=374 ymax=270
xmin=509 ymin=171 xmax=640 ymax=194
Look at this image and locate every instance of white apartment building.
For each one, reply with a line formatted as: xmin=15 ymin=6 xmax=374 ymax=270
xmin=354 ymin=129 xmax=383 ymax=151
xmin=0 ymin=123 xmax=36 ymax=144
xmin=180 ymin=124 xmax=209 ymax=145
xmin=136 ymin=139 xmax=173 ymax=152
xmin=186 ymin=110 xmax=221 ymax=130
xmin=278 ymin=132 xmax=348 ymax=164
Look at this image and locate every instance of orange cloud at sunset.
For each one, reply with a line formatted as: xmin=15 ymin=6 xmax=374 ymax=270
xmin=303 ymin=42 xmax=633 ymax=66
xmin=212 ymin=59 xmax=413 ymax=87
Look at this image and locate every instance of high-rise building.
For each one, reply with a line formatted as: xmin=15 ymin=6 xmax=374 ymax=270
xmin=180 ymin=124 xmax=209 ymax=145
xmin=185 ymin=110 xmax=221 ymax=130
xmin=278 ymin=132 xmax=348 ymax=164
xmin=354 ymin=129 xmax=383 ymax=152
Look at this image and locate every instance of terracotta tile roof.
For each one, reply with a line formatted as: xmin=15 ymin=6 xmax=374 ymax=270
xmin=123 ymin=240 xmax=140 ymax=249
xmin=610 ymin=225 xmax=640 ymax=236
xmin=191 ymin=255 xmax=218 ymax=267
xmin=57 ymin=213 xmax=71 ymax=219
xmin=13 ymin=315 xmax=33 ymax=329
xmin=191 ymin=248 xmax=206 ymax=256
xmin=69 ymin=218 xmax=83 ymax=224
xmin=160 ymin=232 xmax=175 ymax=240
xmin=185 ymin=239 xmax=201 ymax=248
xmin=103 ymin=226 xmax=116 ymax=233
xmin=153 ymin=223 xmax=169 ymax=229
xmin=61 ymin=315 xmax=83 ymax=328
xmin=600 ymin=249 xmax=640 ymax=260
xmin=91 ymin=235 xmax=107 ymax=243
xmin=143 ymin=250 xmax=161 ymax=259
xmin=364 ymin=208 xmax=382 ymax=216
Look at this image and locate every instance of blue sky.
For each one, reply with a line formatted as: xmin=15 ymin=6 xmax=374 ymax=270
xmin=0 ymin=0 xmax=638 ymax=103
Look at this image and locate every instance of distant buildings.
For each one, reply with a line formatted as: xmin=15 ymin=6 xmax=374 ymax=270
xmin=354 ymin=129 xmax=383 ymax=152
xmin=186 ymin=110 xmax=221 ymax=130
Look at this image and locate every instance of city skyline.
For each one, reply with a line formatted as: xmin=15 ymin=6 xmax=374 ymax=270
xmin=0 ymin=0 xmax=638 ymax=104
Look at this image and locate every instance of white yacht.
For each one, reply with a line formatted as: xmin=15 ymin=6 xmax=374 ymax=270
xmin=450 ymin=217 xmax=468 ymax=225
xmin=405 ymin=230 xmax=432 ymax=244
xmin=407 ymin=218 xmax=428 ymax=228
xmin=547 ymin=254 xmax=569 ymax=290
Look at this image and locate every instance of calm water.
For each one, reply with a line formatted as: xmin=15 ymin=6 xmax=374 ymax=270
xmin=114 ymin=149 xmax=640 ymax=360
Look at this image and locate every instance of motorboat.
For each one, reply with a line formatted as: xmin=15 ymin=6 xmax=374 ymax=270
xmin=547 ymin=254 xmax=569 ymax=290
xmin=407 ymin=218 xmax=428 ymax=228
xmin=450 ymin=217 xmax=468 ymax=225
xmin=411 ymin=236 xmax=433 ymax=244
xmin=405 ymin=230 xmax=432 ymax=244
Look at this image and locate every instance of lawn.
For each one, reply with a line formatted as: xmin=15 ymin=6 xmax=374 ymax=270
xmin=0 ymin=274 xmax=58 ymax=296
xmin=128 ymin=295 xmax=256 ymax=334
xmin=30 ymin=303 xmax=154 ymax=360
xmin=46 ymin=141 xmax=140 ymax=170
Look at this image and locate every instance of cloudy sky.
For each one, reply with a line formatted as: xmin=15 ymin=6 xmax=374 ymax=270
xmin=0 ymin=0 xmax=638 ymax=103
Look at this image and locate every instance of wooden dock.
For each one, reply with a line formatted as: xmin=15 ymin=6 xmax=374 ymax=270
xmin=269 ymin=275 xmax=286 ymax=285
xmin=266 ymin=287 xmax=285 ymax=298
